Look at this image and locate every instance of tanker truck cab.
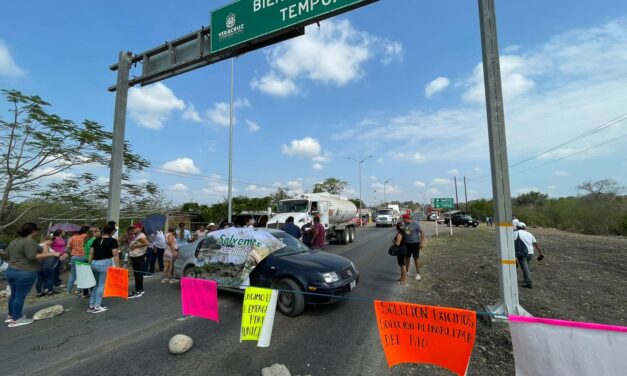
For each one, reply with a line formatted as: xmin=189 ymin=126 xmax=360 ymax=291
xmin=267 ymin=193 xmax=357 ymax=245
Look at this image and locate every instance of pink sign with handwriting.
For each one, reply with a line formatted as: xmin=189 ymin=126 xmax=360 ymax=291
xmin=181 ymin=277 xmax=219 ymax=322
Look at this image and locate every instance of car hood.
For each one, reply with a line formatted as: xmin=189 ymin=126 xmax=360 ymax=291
xmin=276 ymin=250 xmax=351 ymax=271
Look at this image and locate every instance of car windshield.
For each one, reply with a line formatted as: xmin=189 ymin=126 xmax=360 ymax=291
xmin=277 ymin=200 xmax=309 ymax=213
xmin=377 ymin=209 xmax=392 ymax=215
xmin=271 ymin=232 xmax=310 ymax=256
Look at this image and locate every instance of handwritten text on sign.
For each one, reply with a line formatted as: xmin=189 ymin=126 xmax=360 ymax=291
xmin=374 ymin=301 xmax=476 ymax=376
xmin=241 ymin=287 xmax=278 ymax=347
xmin=103 ymin=267 xmax=129 ymax=300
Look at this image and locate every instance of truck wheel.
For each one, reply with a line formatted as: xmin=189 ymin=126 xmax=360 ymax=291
xmin=339 ymin=229 xmax=349 ymax=244
xmin=275 ymin=278 xmax=305 ymax=317
xmin=348 ymin=227 xmax=355 ymax=243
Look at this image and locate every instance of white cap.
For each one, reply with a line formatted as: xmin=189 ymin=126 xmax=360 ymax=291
xmin=517 ymin=222 xmax=526 ymax=229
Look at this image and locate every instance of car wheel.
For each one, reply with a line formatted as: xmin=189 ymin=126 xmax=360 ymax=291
xmin=275 ymin=278 xmax=305 ymax=317
xmin=348 ymin=227 xmax=355 ymax=243
xmin=183 ymin=265 xmax=198 ymax=278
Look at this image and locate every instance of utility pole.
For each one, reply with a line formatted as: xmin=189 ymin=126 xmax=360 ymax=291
xmin=479 ymin=0 xmax=528 ymax=317
xmin=464 ymin=176 xmax=469 ymax=212
xmin=454 ymin=176 xmax=459 ymax=210
xmin=107 ymin=51 xmax=132 ymax=226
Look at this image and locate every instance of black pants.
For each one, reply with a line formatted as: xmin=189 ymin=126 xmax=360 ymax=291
xmin=131 ymin=256 xmax=144 ymax=291
xmin=147 ymin=247 xmax=165 ymax=273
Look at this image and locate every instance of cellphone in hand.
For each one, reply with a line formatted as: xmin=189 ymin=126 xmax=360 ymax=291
xmin=537 ymin=255 xmax=544 ymax=261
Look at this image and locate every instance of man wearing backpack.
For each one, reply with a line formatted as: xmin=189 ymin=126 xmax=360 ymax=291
xmin=514 ymin=222 xmax=545 ymax=289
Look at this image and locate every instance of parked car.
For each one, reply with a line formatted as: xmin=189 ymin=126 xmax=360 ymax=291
xmin=173 ymin=228 xmax=359 ymax=317
xmin=444 ymin=213 xmax=479 ymax=227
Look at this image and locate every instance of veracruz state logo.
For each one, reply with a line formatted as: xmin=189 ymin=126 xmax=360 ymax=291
xmin=219 ymin=12 xmax=244 ymax=41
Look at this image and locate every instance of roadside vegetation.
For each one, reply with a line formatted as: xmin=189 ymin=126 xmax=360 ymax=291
xmin=468 ymin=179 xmax=627 ymax=236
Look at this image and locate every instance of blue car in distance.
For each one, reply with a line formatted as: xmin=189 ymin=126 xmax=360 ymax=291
xmin=174 ymin=228 xmax=359 ymax=317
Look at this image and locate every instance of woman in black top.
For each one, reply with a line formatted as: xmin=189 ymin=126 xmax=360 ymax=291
xmin=87 ymin=224 xmax=119 ymax=314
xmin=394 ymin=222 xmax=408 ymax=285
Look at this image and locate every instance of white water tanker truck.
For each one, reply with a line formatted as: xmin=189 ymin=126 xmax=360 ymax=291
xmin=266 ymin=192 xmax=358 ymax=244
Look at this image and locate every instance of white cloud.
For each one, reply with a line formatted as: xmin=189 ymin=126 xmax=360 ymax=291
xmin=372 ymin=181 xmax=401 ymax=195
xmin=393 ymin=152 xmax=426 ymax=164
xmin=246 ymin=120 xmax=261 ymax=132
xmin=182 ymin=104 xmax=203 ymax=123
xmin=432 ymin=178 xmax=450 ymax=186
xmin=448 ymin=169 xmax=460 ymax=176
xmin=377 ymin=158 xmax=384 ymax=165
xmin=414 ymin=181 xmax=426 ymax=188
xmin=427 ymin=188 xmax=440 ymax=196
xmin=370 ymin=176 xmax=378 ymax=181
xmin=206 ymin=98 xmax=250 ymax=127
xmin=548 ymin=185 xmax=558 ymax=190
xmin=250 ymin=73 xmax=298 ymax=97
xmin=161 ymin=158 xmax=200 ymax=174
xmin=0 ymin=40 xmax=27 ymax=78
xmin=168 ymin=183 xmax=189 ymax=192
xmin=425 ymin=76 xmax=451 ymax=98
xmin=312 ymin=163 xmax=324 ymax=170
xmin=281 ymin=137 xmax=321 ymax=158
xmin=252 ymin=19 xmax=402 ymax=96
xmin=473 ymin=167 xmax=482 ymax=173
xmin=554 ymin=170 xmax=570 ymax=176
xmin=128 ymin=83 xmax=185 ymax=130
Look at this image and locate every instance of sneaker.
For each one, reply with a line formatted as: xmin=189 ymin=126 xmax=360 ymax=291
xmin=4 ymin=317 xmax=14 ymax=323
xmin=58 ymin=284 xmax=67 ymax=288
xmin=90 ymin=306 xmax=108 ymax=314
xmin=169 ymin=279 xmax=179 ymax=284
xmin=415 ymin=273 xmax=422 ymax=281
xmin=9 ymin=317 xmax=34 ymax=327
xmin=143 ymin=274 xmax=153 ymax=278
xmin=161 ymin=278 xmax=169 ymax=283
xmin=128 ymin=290 xmax=144 ymax=299
xmin=36 ymin=292 xmax=45 ymax=297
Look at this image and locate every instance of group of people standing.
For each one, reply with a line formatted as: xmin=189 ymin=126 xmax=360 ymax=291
xmin=280 ymin=216 xmax=326 ymax=249
xmin=392 ymin=214 xmax=426 ymax=285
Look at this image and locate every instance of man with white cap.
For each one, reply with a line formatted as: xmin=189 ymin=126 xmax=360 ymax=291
xmin=514 ymin=222 xmax=545 ymax=288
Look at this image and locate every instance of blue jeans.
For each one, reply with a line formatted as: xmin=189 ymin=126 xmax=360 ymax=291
xmin=90 ymin=259 xmax=113 ymax=308
xmin=36 ymin=268 xmax=55 ymax=294
xmin=54 ymin=258 xmax=63 ymax=287
xmin=144 ymin=247 xmax=155 ymax=274
xmin=6 ymin=267 xmax=38 ymax=320
xmin=67 ymin=256 xmax=87 ymax=293
xmin=146 ymin=247 xmax=164 ymax=273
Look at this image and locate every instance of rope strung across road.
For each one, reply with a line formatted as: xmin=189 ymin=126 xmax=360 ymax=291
xmin=127 ymin=268 xmax=507 ymax=319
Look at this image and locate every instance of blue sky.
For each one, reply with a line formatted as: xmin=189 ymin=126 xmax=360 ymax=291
xmin=1 ymin=0 xmax=627 ymax=206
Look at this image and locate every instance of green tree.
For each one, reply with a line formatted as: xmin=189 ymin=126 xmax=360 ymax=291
xmin=577 ymin=179 xmax=624 ymax=198
xmin=0 ymin=89 xmax=155 ymax=232
xmin=514 ymin=191 xmax=548 ymax=206
xmin=349 ymin=198 xmax=366 ymax=208
xmin=313 ymin=177 xmax=347 ymax=195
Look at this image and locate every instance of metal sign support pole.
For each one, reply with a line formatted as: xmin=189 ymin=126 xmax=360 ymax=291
xmin=107 ymin=52 xmax=132 ymax=226
xmin=228 ymin=58 xmax=234 ymax=223
xmin=478 ymin=0 xmax=529 ymax=317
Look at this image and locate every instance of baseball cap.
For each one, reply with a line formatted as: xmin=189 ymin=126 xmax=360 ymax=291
xmin=517 ymin=222 xmax=526 ymax=229
xmin=133 ymin=222 xmax=144 ymax=229
xmin=402 ymin=213 xmax=411 ymax=220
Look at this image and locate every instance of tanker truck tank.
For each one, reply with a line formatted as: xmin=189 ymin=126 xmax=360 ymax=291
xmin=266 ymin=192 xmax=358 ymax=245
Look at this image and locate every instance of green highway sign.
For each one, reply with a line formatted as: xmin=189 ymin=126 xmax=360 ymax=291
xmin=211 ymin=0 xmax=378 ymax=53
xmin=432 ymin=198 xmax=455 ymax=209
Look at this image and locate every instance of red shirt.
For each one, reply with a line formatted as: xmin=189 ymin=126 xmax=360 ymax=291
xmin=312 ymin=222 xmax=326 ymax=248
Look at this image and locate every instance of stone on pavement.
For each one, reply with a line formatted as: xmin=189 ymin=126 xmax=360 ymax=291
xmin=262 ymin=364 xmax=291 ymax=376
xmin=168 ymin=334 xmax=193 ymax=355
xmin=33 ymin=304 xmax=64 ymax=320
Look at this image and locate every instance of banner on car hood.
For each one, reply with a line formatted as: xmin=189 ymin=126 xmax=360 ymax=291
xmin=194 ymin=228 xmax=285 ymax=288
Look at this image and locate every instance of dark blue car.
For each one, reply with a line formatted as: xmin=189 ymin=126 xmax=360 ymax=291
xmin=174 ymin=228 xmax=359 ymax=316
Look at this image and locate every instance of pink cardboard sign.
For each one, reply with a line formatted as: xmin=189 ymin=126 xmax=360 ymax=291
xmin=180 ymin=277 xmax=219 ymax=322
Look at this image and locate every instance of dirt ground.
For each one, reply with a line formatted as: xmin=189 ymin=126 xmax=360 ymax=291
xmin=397 ymin=223 xmax=627 ymax=375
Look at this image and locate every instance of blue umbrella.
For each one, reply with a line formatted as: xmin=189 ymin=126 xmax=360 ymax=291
xmin=141 ymin=213 xmax=166 ymax=235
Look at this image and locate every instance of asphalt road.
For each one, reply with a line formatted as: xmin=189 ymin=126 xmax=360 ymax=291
xmin=1 ymin=224 xmax=436 ymax=376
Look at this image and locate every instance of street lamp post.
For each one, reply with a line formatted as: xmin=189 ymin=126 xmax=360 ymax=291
xmin=227 ymin=57 xmax=235 ymax=223
xmin=347 ymin=155 xmax=372 ymax=227
xmin=383 ymin=179 xmax=390 ymax=208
